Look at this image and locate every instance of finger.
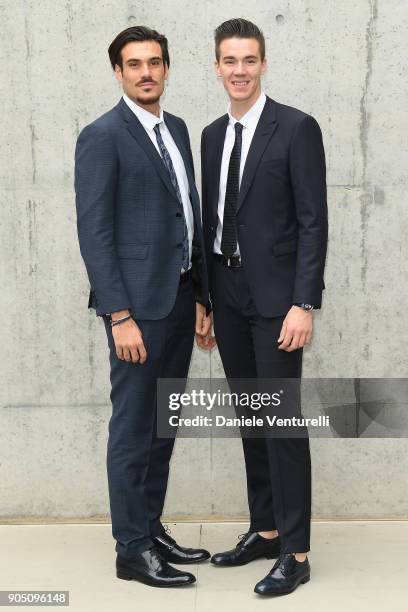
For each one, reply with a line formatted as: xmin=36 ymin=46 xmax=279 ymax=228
xmin=195 ymin=334 xmax=208 ymax=349
xmin=201 ymin=335 xmax=213 ymax=350
xmin=122 ymin=347 xmax=132 ymax=362
xmin=277 ymin=319 xmax=287 ymax=344
xmin=130 ymin=346 xmax=140 ymax=363
xmin=207 ymin=335 xmax=217 ymax=349
xmin=305 ymin=330 xmax=312 ymax=344
xmin=195 ymin=315 xmax=204 ymax=335
xmin=196 ymin=321 xmax=205 ymax=335
xmin=196 ymin=333 xmax=216 ymax=350
xmin=138 ymin=341 xmax=147 ymax=364
xmin=287 ymin=332 xmax=301 ymax=352
xmin=298 ymin=332 xmax=307 ymax=348
xmin=279 ymin=328 xmax=293 ymax=350
xmin=201 ymin=317 xmax=212 ymax=336
xmin=116 ymin=346 xmax=124 ymax=360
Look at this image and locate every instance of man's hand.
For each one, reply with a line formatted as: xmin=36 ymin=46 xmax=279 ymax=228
xmin=111 ymin=310 xmax=147 ymax=363
xmin=278 ymin=305 xmax=313 ymax=352
xmin=195 ymin=303 xmax=217 ymax=350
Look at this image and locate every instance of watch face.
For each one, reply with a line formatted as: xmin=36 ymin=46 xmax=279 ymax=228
xmin=294 ymin=303 xmax=314 ymax=310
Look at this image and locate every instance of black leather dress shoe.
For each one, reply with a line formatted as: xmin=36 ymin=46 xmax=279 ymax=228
xmin=211 ymin=532 xmax=281 ymax=567
xmin=254 ymin=553 xmax=310 ymax=596
xmin=116 ymin=548 xmax=196 ymax=587
xmin=152 ymin=531 xmax=210 ymax=564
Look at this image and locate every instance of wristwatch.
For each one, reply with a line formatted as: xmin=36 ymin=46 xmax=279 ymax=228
xmin=293 ymin=303 xmax=314 ymax=312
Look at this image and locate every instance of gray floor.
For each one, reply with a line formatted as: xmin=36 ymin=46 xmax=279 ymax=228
xmin=1 ymin=521 xmax=407 ymax=611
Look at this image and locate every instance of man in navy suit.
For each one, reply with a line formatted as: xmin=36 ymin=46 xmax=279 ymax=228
xmin=199 ymin=19 xmax=328 ymax=596
xmin=75 ymin=26 xmax=211 ymax=588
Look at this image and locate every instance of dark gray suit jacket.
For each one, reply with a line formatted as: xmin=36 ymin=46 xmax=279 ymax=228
xmin=75 ymin=98 xmax=208 ymax=319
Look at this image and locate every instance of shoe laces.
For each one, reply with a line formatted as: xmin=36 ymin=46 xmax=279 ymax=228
xmin=163 ymin=524 xmax=177 ymax=545
xmin=164 ymin=524 xmax=172 ymax=536
xmin=236 ymin=532 xmax=251 ymax=548
xmin=272 ymin=553 xmax=295 ymax=576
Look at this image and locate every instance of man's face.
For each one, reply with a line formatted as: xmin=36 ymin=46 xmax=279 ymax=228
xmin=115 ymin=40 xmax=168 ymax=106
xmin=215 ymin=37 xmax=266 ymax=103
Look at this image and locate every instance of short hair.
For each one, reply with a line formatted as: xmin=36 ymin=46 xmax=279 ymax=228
xmin=108 ymin=26 xmax=170 ymax=70
xmin=214 ymin=18 xmax=265 ymax=61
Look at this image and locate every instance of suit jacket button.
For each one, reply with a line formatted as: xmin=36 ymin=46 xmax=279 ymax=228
xmin=176 ymin=212 xmax=182 ymax=218
xmin=177 ymin=243 xmax=182 ymax=248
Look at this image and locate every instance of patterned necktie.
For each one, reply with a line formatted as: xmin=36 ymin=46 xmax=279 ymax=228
xmin=221 ymin=122 xmax=243 ymax=259
xmin=153 ymin=123 xmax=189 ymax=271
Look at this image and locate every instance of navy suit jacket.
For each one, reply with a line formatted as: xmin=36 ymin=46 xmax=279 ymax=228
xmin=201 ymin=96 xmax=328 ymax=317
xmin=75 ymin=98 xmax=208 ymax=319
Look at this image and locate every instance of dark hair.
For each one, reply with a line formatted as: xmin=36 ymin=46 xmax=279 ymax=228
xmin=108 ymin=26 xmax=170 ymax=70
xmin=214 ymin=18 xmax=265 ymax=61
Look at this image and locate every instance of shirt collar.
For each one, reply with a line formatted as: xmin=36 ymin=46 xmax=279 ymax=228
xmin=123 ymin=93 xmax=164 ymax=131
xmin=227 ymin=91 xmax=267 ymax=130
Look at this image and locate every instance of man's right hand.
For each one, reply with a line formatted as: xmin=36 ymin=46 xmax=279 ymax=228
xmin=195 ymin=309 xmax=217 ymax=351
xmin=110 ymin=310 xmax=147 ymax=364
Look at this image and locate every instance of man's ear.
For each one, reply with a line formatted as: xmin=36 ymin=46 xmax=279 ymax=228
xmin=164 ymin=63 xmax=169 ymax=81
xmin=114 ymin=64 xmax=123 ymax=83
xmin=214 ymin=60 xmax=221 ymax=78
xmin=261 ymin=58 xmax=268 ymax=76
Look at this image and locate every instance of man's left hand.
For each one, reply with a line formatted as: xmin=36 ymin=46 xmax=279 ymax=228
xmin=278 ymin=305 xmax=313 ymax=352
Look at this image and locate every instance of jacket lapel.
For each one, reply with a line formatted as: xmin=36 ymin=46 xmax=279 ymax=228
xmin=164 ymin=112 xmax=201 ymax=222
xmin=237 ymin=97 xmax=278 ymax=212
xmin=209 ymin=115 xmax=229 ymax=223
xmin=117 ymin=98 xmax=177 ymax=200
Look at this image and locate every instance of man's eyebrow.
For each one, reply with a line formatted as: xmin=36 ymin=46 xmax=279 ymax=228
xmin=125 ymin=56 xmax=163 ymax=63
xmin=222 ymin=55 xmax=259 ymax=60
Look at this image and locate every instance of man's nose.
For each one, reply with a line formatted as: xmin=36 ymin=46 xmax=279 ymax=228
xmin=141 ymin=63 xmax=153 ymax=78
xmin=233 ymin=62 xmax=247 ymax=75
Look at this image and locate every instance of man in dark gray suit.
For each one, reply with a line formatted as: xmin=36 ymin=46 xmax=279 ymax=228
xmin=75 ymin=26 xmax=211 ymax=588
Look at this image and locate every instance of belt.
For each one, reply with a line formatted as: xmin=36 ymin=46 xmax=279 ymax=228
xmin=179 ymin=268 xmax=192 ymax=284
xmin=213 ymin=253 xmax=243 ymax=268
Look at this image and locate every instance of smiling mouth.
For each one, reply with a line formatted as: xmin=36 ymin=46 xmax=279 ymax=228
xmin=232 ymin=81 xmax=249 ymax=87
xmin=140 ymin=82 xmax=156 ymax=87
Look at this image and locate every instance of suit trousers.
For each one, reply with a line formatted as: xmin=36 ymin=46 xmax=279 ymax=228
xmin=211 ymin=258 xmax=311 ymax=553
xmin=102 ymin=276 xmax=195 ymax=558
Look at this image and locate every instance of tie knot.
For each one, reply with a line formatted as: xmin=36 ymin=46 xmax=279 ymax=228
xmin=235 ymin=122 xmax=243 ymax=134
xmin=153 ymin=123 xmax=162 ymax=136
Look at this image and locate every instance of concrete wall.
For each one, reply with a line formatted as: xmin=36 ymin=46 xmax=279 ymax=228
xmin=1 ymin=0 xmax=407 ymax=520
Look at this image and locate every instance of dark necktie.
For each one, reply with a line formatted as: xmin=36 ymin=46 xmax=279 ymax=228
xmin=153 ymin=123 xmax=189 ymax=271
xmin=221 ymin=122 xmax=243 ymax=259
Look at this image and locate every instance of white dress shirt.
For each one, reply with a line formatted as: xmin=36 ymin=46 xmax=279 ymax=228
xmin=214 ymin=91 xmax=267 ymax=255
xmin=123 ymin=94 xmax=194 ymax=271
